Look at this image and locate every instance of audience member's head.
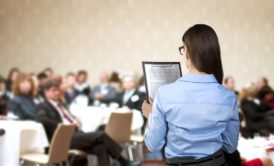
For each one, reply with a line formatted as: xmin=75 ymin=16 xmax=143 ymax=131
xmin=109 ymin=71 xmax=121 ymax=83
xmin=99 ymin=72 xmax=109 ymax=84
xmin=122 ymin=76 xmax=136 ymax=91
xmin=224 ymin=76 xmax=236 ymax=90
xmin=53 ymin=75 xmax=63 ymax=84
xmin=257 ymin=85 xmax=273 ymax=102
xmin=76 ymin=70 xmax=88 ymax=84
xmin=43 ymin=80 xmax=61 ymax=101
xmin=256 ymin=76 xmax=268 ymax=90
xmin=13 ymin=73 xmax=36 ymax=97
xmin=7 ymin=67 xmax=20 ymax=82
xmin=66 ymin=72 xmax=76 ymax=89
xmin=37 ymin=72 xmax=48 ymax=88
xmin=43 ymin=67 xmax=54 ymax=78
xmin=0 ymin=76 xmax=6 ymax=93
xmin=238 ymin=82 xmax=257 ymax=101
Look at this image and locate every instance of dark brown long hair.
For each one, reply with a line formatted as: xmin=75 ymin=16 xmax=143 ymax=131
xmin=183 ymin=24 xmax=224 ymax=84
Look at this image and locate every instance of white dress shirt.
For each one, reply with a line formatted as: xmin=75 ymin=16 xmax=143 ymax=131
xmin=49 ymin=100 xmax=78 ymax=125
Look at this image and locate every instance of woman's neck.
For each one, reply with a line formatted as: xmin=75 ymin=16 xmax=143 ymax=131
xmin=188 ymin=66 xmax=206 ymax=74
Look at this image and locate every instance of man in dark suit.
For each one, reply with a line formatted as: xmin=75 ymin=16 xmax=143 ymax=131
xmin=116 ymin=76 xmax=145 ymax=111
xmin=35 ymin=80 xmax=129 ymax=166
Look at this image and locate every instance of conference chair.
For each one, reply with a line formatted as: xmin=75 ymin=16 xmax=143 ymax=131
xmin=68 ymin=112 xmax=134 ymax=165
xmin=69 ymin=112 xmax=144 ymax=165
xmin=68 ymin=149 xmax=97 ymax=166
xmin=20 ymin=124 xmax=76 ymax=166
xmin=105 ymin=112 xmax=144 ymax=164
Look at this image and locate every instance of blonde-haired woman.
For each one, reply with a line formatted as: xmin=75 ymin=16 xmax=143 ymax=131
xmin=8 ymin=73 xmax=37 ymax=120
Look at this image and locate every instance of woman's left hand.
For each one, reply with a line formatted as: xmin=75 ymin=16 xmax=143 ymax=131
xmin=142 ymin=98 xmax=153 ymax=118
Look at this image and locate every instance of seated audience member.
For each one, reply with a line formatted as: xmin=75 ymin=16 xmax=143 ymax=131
xmin=37 ymin=72 xmax=48 ymax=99
xmin=92 ymin=72 xmax=117 ymax=105
xmin=239 ymin=82 xmax=270 ymax=136
xmin=53 ymin=74 xmax=63 ymax=84
xmin=226 ymin=113 xmax=274 ymax=166
xmin=256 ymin=76 xmax=269 ymax=91
xmin=43 ymin=67 xmax=54 ymax=79
xmin=8 ymin=73 xmax=37 ymax=120
xmin=116 ymin=75 xmax=145 ymax=111
xmin=0 ymin=76 xmax=8 ymax=116
xmin=31 ymin=74 xmax=44 ymax=104
xmin=35 ymin=80 xmax=129 ymax=166
xmin=75 ymin=70 xmax=91 ymax=97
xmin=5 ymin=67 xmax=20 ymax=96
xmin=224 ymin=76 xmax=239 ymax=95
xmin=109 ymin=71 xmax=122 ymax=92
xmin=257 ymin=85 xmax=274 ymax=109
xmin=64 ymin=73 xmax=77 ymax=106
xmin=59 ymin=77 xmax=69 ymax=105
xmin=137 ymin=76 xmax=146 ymax=93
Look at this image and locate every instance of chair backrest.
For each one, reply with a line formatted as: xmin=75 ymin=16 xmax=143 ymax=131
xmin=48 ymin=124 xmax=76 ymax=163
xmin=105 ymin=112 xmax=133 ymax=143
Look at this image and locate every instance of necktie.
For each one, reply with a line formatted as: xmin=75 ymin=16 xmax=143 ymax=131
xmin=57 ymin=103 xmax=74 ymax=124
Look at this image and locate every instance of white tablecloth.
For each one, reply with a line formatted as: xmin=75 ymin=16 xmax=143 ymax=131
xmin=238 ymin=135 xmax=274 ymax=161
xmin=70 ymin=106 xmax=144 ymax=132
xmin=0 ymin=120 xmax=49 ymax=166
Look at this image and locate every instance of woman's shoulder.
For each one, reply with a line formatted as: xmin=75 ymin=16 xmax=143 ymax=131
xmin=157 ymin=81 xmax=180 ymax=94
xmin=218 ymin=85 xmax=237 ymax=96
xmin=158 ymin=82 xmax=237 ymax=105
xmin=213 ymin=84 xmax=238 ymax=104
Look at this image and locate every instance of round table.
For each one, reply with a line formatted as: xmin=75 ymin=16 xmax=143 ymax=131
xmin=238 ymin=135 xmax=274 ymax=161
xmin=0 ymin=120 xmax=49 ymax=166
xmin=70 ymin=106 xmax=144 ymax=133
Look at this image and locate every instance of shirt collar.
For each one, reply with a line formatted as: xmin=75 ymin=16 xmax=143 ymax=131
xmin=178 ymin=73 xmax=218 ymax=83
xmin=49 ymin=100 xmax=59 ymax=107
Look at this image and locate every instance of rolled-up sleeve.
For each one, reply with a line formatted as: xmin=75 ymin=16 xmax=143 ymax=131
xmin=144 ymin=90 xmax=167 ymax=152
xmin=221 ymin=99 xmax=240 ymax=153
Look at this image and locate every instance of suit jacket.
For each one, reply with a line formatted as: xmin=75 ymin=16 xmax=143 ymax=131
xmin=116 ymin=89 xmax=145 ymax=111
xmin=92 ymin=84 xmax=117 ymax=103
xmin=240 ymin=99 xmax=270 ymax=133
xmin=36 ymin=100 xmax=77 ymax=141
xmin=8 ymin=95 xmax=37 ymax=120
xmin=75 ymin=83 xmax=91 ymax=97
xmin=0 ymin=93 xmax=8 ymax=115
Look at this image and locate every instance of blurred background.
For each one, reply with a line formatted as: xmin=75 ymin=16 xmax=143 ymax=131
xmin=0 ymin=0 xmax=273 ymax=88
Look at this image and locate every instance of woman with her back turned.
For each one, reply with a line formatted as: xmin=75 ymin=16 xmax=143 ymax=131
xmin=142 ymin=24 xmax=239 ymax=166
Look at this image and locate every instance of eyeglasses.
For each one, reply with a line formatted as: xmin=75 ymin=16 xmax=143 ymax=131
xmin=178 ymin=45 xmax=184 ymax=55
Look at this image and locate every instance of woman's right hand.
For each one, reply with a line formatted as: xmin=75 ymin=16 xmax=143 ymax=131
xmin=142 ymin=98 xmax=153 ymax=118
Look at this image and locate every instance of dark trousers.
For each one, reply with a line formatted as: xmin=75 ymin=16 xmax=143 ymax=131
xmin=167 ymin=149 xmax=226 ymax=166
xmin=70 ymin=131 xmax=123 ymax=166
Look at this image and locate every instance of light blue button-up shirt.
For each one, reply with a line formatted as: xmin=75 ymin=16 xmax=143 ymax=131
xmin=145 ymin=73 xmax=239 ymax=159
